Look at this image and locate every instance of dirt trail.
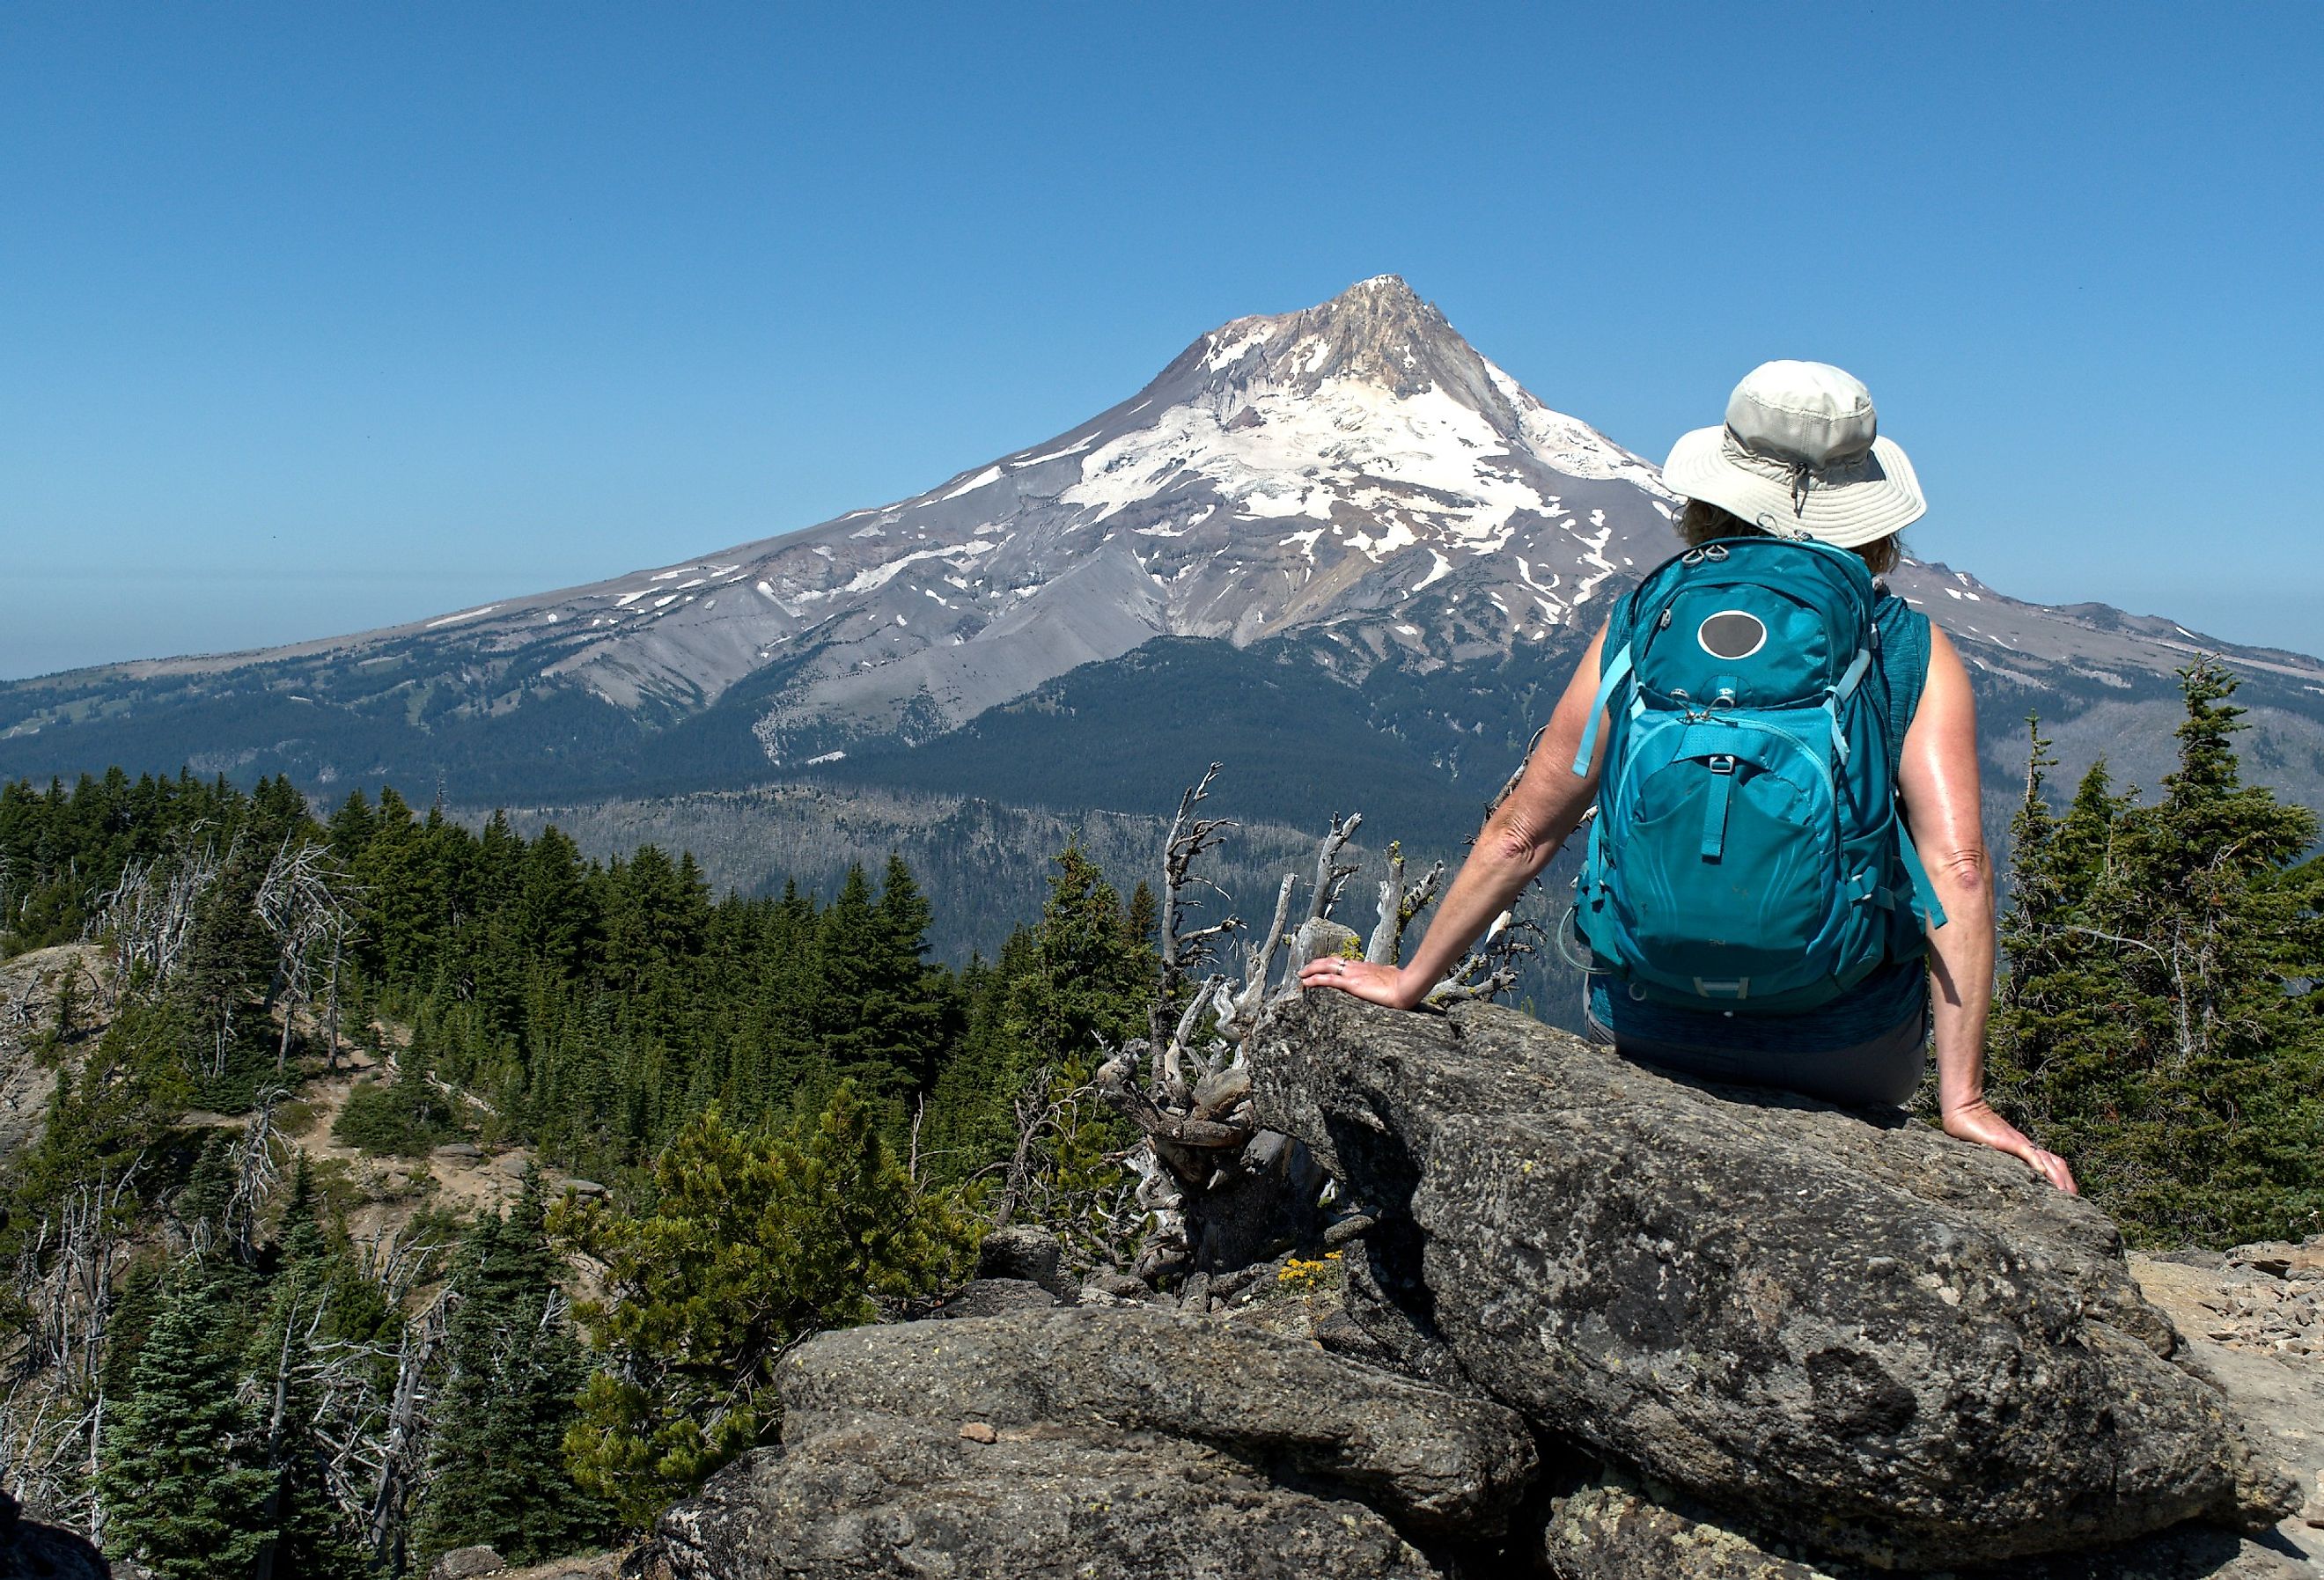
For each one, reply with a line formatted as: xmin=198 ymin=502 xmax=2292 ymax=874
xmin=0 ymin=944 xmax=598 ymax=1250
xmin=276 ymin=1047 xmax=606 ymax=1250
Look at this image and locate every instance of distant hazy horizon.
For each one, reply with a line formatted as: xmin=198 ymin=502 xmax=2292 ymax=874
xmin=5 ymin=3 xmax=2318 ymax=677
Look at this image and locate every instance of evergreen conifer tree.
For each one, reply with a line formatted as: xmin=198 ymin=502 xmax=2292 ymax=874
xmin=323 ymin=790 xmax=375 ymax=863
xmin=1127 ymin=880 xmax=1159 ymax=949
xmin=1989 ymin=721 xmax=2126 ymax=1124
xmin=560 ymin=1087 xmax=974 ymax=1526
xmin=1991 ymin=661 xmax=2324 ymax=1244
xmin=991 ymin=844 xmax=1153 ymax=1242
xmin=873 ymin=855 xmax=953 ymax=1094
xmin=181 ymin=834 xmax=279 ymax=1110
xmin=413 ymin=1171 xmax=606 ymax=1567
xmin=275 ymin=1152 xmax=328 ymax=1266
xmin=97 ymin=1276 xmax=272 ymax=1580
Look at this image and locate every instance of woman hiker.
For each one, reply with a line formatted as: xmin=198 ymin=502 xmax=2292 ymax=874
xmin=1300 ymin=359 xmax=2077 ymax=1194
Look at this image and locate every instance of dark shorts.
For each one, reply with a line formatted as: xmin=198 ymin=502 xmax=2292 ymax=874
xmin=1582 ymin=989 xmax=1929 ymax=1108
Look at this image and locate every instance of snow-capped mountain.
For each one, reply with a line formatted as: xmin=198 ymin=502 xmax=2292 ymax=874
xmin=264 ymin=276 xmax=1683 ymax=762
xmin=4 ymin=276 xmax=2320 ymax=810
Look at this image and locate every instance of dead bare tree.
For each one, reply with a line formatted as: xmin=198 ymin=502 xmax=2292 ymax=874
xmin=3 ymin=972 xmax=37 ymax=1039
xmin=982 ymin=1056 xmax=1144 ymax=1265
xmin=1 ymin=1157 xmax=143 ymax=1534
xmin=221 ymin=1091 xmax=291 ymax=1264
xmin=1427 ymin=906 xmax=1547 ymax=1003
xmin=89 ymin=824 xmax=232 ymax=992
xmin=1308 ymin=812 xmax=1363 ymax=921
xmin=1099 ymin=784 xmax=1379 ymax=1282
xmin=1147 ymin=765 xmax=1241 ymax=1052
xmin=255 ymin=836 xmax=357 ymax=1072
xmin=225 ymin=1220 xmax=451 ymax=1569
xmin=250 ymin=1288 xmax=328 ymax=1580
xmin=1365 ymin=842 xmax=1445 ymax=966
xmin=1097 ymin=770 xmax=1548 ymax=1289
xmin=364 ymin=1286 xmax=449 ymax=1570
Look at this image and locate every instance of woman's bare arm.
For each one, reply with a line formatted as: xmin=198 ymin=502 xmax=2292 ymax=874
xmin=1299 ymin=625 xmax=1610 ymax=1008
xmin=1901 ymin=624 xmax=2077 ymax=1192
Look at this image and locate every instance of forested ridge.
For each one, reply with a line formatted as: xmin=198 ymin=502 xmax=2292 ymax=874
xmin=0 ymin=767 xmax=1157 ymax=1575
xmin=0 ymin=657 xmax=2317 ymax=1576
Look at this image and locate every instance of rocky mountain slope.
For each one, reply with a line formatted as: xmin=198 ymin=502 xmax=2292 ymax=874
xmin=4 ymin=276 xmax=2318 ymax=826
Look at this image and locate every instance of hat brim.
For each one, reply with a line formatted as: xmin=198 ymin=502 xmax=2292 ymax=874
xmin=1663 ymin=426 xmax=1924 ymax=548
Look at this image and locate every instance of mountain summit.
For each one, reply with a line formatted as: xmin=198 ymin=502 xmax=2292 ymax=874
xmin=4 ymin=276 xmax=2319 ymax=807
xmin=608 ymin=268 xmax=1680 ymax=767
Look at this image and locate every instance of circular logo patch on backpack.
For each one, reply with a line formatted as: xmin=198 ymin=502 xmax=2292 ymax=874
xmin=1697 ymin=609 xmax=1768 ymax=660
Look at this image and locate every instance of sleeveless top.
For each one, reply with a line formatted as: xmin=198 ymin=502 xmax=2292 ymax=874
xmin=1584 ymin=584 xmax=1935 ymax=1054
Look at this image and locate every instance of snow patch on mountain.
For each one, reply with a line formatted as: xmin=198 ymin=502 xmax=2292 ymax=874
xmin=938 ymin=466 xmax=1004 ymax=502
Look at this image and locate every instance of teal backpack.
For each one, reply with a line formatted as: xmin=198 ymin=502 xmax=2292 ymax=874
xmin=1570 ymin=535 xmax=1945 ymax=1013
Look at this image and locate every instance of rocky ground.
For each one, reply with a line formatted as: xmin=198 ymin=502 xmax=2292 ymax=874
xmin=0 ymin=944 xmax=100 ymax=1158
xmin=2130 ymin=1245 xmax=2324 ymax=1566
xmin=424 ymin=1547 xmax=625 ymax=1580
xmin=274 ymin=1046 xmax=607 ymax=1238
xmin=1201 ymin=1240 xmax=2324 ymax=1573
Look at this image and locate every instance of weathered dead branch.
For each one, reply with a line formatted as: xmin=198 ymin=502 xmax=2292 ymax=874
xmin=1365 ymin=842 xmax=1445 ymax=966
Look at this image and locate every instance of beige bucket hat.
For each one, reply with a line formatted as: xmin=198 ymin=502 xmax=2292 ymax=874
xmin=1663 ymin=360 xmax=1925 ymax=548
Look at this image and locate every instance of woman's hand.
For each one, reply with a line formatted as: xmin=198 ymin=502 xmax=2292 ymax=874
xmin=1298 ymin=954 xmax=1419 ymax=1010
xmin=1941 ymin=1097 xmax=2078 ymax=1193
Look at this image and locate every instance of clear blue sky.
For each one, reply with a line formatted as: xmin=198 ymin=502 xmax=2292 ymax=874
xmin=4 ymin=3 xmax=2319 ymax=679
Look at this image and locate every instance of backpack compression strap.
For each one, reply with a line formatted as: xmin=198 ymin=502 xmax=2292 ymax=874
xmin=1895 ymin=825 xmax=1949 ymax=930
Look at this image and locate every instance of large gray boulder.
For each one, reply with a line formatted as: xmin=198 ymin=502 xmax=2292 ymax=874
xmin=643 ymin=1414 xmax=1441 ymax=1580
xmin=1251 ymin=991 xmax=2297 ymax=1569
xmin=780 ymin=1306 xmax=1539 ymax=1533
xmin=1537 ymin=1466 xmax=1852 ymax=1579
xmin=929 ymin=1275 xmax=1058 ymax=1319
xmin=426 ymin=1548 xmax=507 ymax=1580
xmin=636 ymin=1303 xmax=1543 ymax=1578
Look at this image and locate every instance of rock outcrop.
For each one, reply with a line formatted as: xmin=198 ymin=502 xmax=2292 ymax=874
xmin=642 ymin=1416 xmax=1438 ymax=1580
xmin=0 ymin=1492 xmax=107 ymax=1580
xmin=1250 ymin=991 xmax=2297 ymax=1569
xmin=1535 ymin=1466 xmax=2314 ymax=1580
xmin=637 ymin=1306 xmax=1532 ymax=1578
xmin=971 ymin=1224 xmax=1080 ymax=1303
xmin=779 ymin=1306 xmax=1539 ymax=1534
xmin=429 ymin=1548 xmax=510 ymax=1580
xmin=636 ymin=991 xmax=2308 ymax=1578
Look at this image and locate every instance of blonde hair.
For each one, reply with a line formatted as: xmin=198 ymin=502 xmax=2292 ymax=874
xmin=1674 ymin=497 xmax=1903 ymax=578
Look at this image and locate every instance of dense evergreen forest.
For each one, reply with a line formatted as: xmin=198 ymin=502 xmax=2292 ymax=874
xmin=0 ymin=767 xmax=1155 ymax=1575
xmin=0 ymin=657 xmax=2315 ymax=1576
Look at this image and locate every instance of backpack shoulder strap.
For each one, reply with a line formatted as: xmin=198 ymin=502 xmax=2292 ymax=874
xmin=1596 ymin=580 xmax=1644 ymax=661
xmin=1568 ymin=584 xmax=1644 ymax=776
xmin=1872 ymin=588 xmax=1933 ymax=779
xmin=1895 ymin=823 xmax=1949 ymax=930
xmin=1870 ymin=584 xmax=1946 ymax=927
xmin=1570 ymin=641 xmax=1633 ymax=775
